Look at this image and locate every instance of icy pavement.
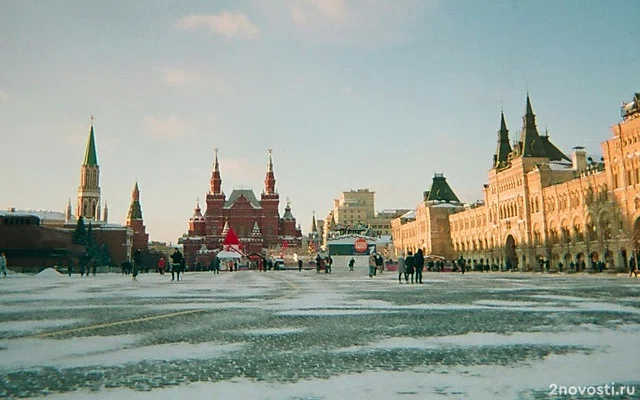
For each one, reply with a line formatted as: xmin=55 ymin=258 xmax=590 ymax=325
xmin=1 ymin=269 xmax=639 ymax=399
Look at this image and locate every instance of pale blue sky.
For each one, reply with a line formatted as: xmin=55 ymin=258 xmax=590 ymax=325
xmin=1 ymin=0 xmax=638 ymax=243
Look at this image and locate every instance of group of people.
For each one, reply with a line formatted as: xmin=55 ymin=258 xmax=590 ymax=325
xmin=395 ymin=249 xmax=425 ymax=283
xmin=315 ymin=254 xmax=333 ymax=273
xmin=367 ymin=253 xmax=386 ymax=277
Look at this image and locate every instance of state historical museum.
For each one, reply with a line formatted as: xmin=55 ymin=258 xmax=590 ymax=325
xmin=181 ymin=149 xmax=302 ymax=266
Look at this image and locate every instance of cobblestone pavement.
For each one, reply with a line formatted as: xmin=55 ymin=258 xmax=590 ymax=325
xmin=1 ymin=269 xmax=639 ymax=399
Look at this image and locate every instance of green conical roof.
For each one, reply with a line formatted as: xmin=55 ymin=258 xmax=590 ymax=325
xmin=425 ymin=174 xmax=460 ymax=203
xmin=540 ymin=134 xmax=570 ymax=162
xmin=127 ymin=201 xmax=143 ymax=220
xmin=127 ymin=182 xmax=143 ymax=220
xmin=519 ymin=95 xmax=547 ymax=158
xmin=494 ymin=112 xmax=512 ymax=167
xmin=83 ymin=124 xmax=98 ymax=166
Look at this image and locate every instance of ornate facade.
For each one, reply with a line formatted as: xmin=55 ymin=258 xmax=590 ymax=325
xmin=446 ymin=93 xmax=640 ymax=271
xmin=181 ymin=149 xmax=303 ymax=266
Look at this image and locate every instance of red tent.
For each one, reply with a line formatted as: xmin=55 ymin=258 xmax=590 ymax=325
xmin=222 ymin=228 xmax=240 ymax=246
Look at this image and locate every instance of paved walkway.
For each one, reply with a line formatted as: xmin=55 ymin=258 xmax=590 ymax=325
xmin=1 ymin=270 xmax=639 ymax=399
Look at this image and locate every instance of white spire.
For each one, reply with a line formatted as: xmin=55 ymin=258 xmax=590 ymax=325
xmin=65 ymin=198 xmax=72 ymax=222
xmin=103 ymin=201 xmax=109 ymax=222
xmin=251 ymin=221 xmax=262 ymax=237
xmin=221 ymin=219 xmax=230 ymax=235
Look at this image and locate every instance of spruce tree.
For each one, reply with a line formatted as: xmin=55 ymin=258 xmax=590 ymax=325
xmin=100 ymin=243 xmax=111 ymax=266
xmin=73 ymin=217 xmax=87 ymax=245
xmin=86 ymin=223 xmax=95 ymax=259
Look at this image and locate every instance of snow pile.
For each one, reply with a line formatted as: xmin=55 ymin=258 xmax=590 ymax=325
xmin=36 ymin=267 xmax=63 ymax=278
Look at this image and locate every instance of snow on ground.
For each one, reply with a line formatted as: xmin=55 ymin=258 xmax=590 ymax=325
xmin=0 ymin=270 xmax=639 ymax=399
xmin=1 ymin=337 xmax=243 ymax=370
xmin=0 ymin=319 xmax=82 ymax=333
xmin=35 ymin=268 xmax=63 ymax=278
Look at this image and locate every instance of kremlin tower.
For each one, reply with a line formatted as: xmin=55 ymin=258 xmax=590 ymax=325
xmin=126 ymin=182 xmax=149 ymax=252
xmin=76 ymin=117 xmax=103 ymax=222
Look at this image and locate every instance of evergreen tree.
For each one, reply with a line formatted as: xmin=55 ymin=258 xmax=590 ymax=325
xmin=86 ymin=223 xmax=95 ymax=260
xmin=73 ymin=217 xmax=87 ymax=245
xmin=99 ymin=243 xmax=111 ymax=266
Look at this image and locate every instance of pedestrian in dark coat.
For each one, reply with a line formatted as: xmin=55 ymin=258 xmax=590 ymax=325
xmin=213 ymin=256 xmax=220 ymax=274
xmin=405 ymin=251 xmax=415 ymax=283
xmin=132 ymin=249 xmax=142 ymax=280
xmin=298 ymin=259 xmax=303 ymax=271
xmin=630 ymin=256 xmax=638 ymax=277
xmin=414 ymin=249 xmax=425 ymax=284
xmin=170 ymin=249 xmax=183 ymax=281
xmin=375 ymin=254 xmax=383 ymax=274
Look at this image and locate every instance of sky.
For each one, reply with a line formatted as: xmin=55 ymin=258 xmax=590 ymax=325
xmin=0 ymin=0 xmax=638 ymax=243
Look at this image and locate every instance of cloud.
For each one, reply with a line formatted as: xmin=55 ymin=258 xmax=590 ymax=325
xmin=0 ymin=89 xmax=8 ymax=101
xmin=218 ymin=157 xmax=264 ymax=185
xmin=158 ymin=67 xmax=234 ymax=95
xmin=285 ymin=0 xmax=433 ymax=47
xmin=292 ymin=0 xmax=348 ymax=23
xmin=174 ymin=12 xmax=259 ymax=38
xmin=161 ymin=67 xmax=201 ymax=86
xmin=144 ymin=116 xmax=187 ymax=140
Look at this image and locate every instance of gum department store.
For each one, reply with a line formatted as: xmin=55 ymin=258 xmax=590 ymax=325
xmin=392 ymin=93 xmax=640 ymax=272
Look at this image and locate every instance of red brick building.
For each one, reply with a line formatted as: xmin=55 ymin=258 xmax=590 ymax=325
xmin=182 ymin=149 xmax=302 ymax=266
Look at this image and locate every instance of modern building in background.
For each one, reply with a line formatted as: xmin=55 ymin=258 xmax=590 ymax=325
xmin=322 ymin=188 xmax=409 ymax=248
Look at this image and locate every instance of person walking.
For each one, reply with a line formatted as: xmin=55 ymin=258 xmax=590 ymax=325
xmin=458 ymin=255 xmax=466 ymax=274
xmin=325 ymin=255 xmax=333 ymax=273
xmin=158 ymin=257 xmax=165 ymax=275
xmin=0 ymin=252 xmax=7 ymax=278
xmin=405 ymin=251 xmax=415 ymax=283
xmin=414 ymin=249 xmax=425 ymax=284
xmin=630 ymin=255 xmax=638 ymax=278
xmin=298 ymin=258 xmax=303 ymax=272
xmin=397 ymin=252 xmax=406 ymax=283
xmin=349 ymin=257 xmax=355 ymax=272
xmin=315 ymin=254 xmax=322 ymax=273
xmin=375 ymin=254 xmax=384 ymax=275
xmin=170 ymin=248 xmax=183 ymax=281
xmin=368 ymin=253 xmax=376 ymax=277
xmin=132 ymin=249 xmax=141 ymax=280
